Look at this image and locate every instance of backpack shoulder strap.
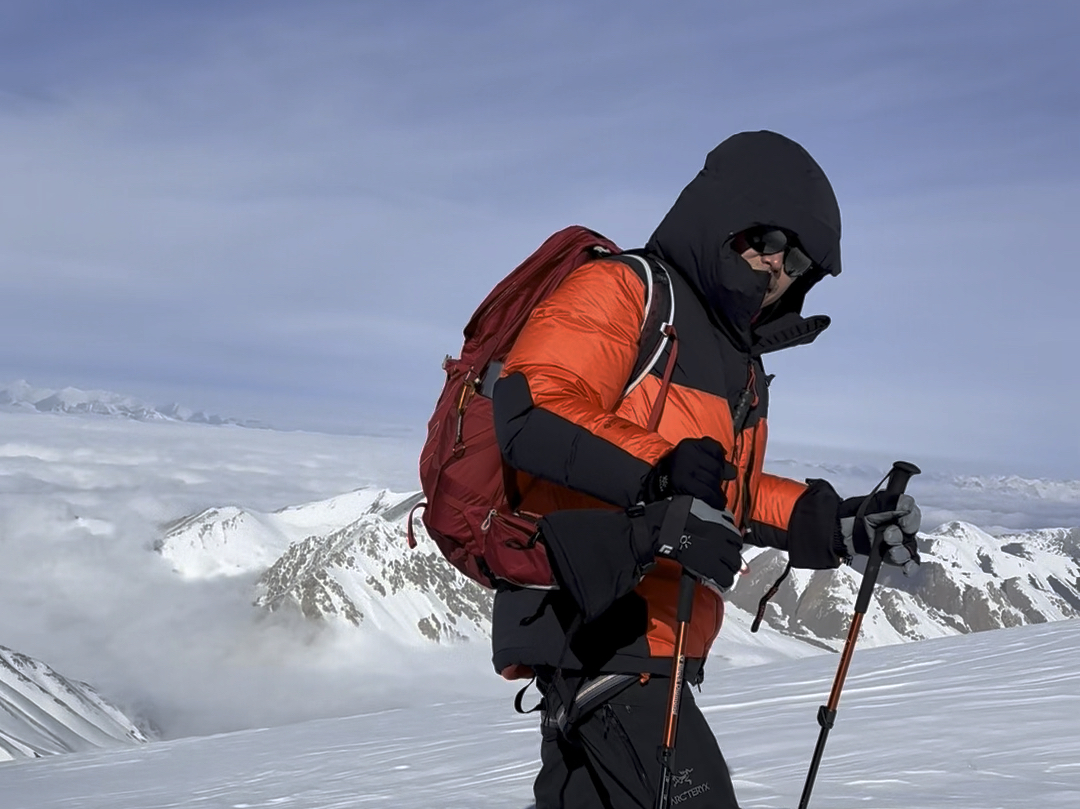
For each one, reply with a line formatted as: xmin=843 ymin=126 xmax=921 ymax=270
xmin=608 ymin=253 xmax=676 ymax=398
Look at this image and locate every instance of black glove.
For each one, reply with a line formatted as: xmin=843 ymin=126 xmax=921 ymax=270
xmin=835 ymin=492 xmax=922 ymax=575
xmin=656 ymin=499 xmax=743 ymax=594
xmin=639 ymin=437 xmax=736 ymax=513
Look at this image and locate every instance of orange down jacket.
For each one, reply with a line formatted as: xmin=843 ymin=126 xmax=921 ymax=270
xmin=500 ymin=257 xmax=811 ymax=661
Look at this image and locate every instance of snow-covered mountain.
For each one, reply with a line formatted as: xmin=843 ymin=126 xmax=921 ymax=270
xmin=727 ymin=521 xmax=1080 ymax=649
xmin=156 ymin=488 xmax=492 ymax=644
xmin=0 ymin=379 xmax=262 ymax=427
xmin=156 ymin=485 xmax=1080 ymax=656
xmin=0 ymin=646 xmax=150 ymax=762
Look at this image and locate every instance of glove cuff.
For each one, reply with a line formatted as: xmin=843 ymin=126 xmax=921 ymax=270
xmin=786 ymin=478 xmax=846 ymax=569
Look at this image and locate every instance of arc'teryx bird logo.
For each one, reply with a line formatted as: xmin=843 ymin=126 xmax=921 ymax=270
xmin=670 ymin=767 xmax=712 ymax=805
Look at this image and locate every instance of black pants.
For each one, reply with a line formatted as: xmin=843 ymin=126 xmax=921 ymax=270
xmin=533 ymin=673 xmax=741 ymax=809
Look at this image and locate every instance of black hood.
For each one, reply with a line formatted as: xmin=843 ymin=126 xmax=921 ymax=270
xmin=646 ymin=131 xmax=841 ymax=339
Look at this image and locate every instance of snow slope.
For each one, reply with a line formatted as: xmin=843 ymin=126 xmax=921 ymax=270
xmin=0 ymin=647 xmax=149 ymax=762
xmin=0 ymin=619 xmax=1076 ymax=808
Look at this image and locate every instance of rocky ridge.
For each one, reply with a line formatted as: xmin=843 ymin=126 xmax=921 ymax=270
xmin=727 ymin=522 xmax=1080 ymax=649
xmin=156 ymin=488 xmax=491 ymax=644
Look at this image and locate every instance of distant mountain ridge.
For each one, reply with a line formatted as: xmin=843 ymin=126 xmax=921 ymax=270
xmin=950 ymin=474 xmax=1080 ymax=503
xmin=762 ymin=457 xmax=1080 ymax=531
xmin=0 ymin=379 xmax=265 ymax=427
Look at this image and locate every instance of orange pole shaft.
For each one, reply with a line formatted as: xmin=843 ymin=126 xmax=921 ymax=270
xmin=662 ymin=620 xmax=690 ymax=748
xmin=826 ymin=612 xmax=864 ymax=712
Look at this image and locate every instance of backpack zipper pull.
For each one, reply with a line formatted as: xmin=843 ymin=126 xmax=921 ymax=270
xmin=454 ymin=373 xmax=475 ymax=449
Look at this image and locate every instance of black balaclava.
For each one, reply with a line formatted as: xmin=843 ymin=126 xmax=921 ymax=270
xmin=646 ymin=131 xmax=841 ymax=341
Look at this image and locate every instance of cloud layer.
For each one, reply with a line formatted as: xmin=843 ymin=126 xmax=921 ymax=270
xmin=0 ymin=410 xmax=1076 ymax=739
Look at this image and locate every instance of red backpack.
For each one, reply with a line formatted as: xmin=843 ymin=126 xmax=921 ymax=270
xmin=407 ymin=226 xmax=677 ymax=588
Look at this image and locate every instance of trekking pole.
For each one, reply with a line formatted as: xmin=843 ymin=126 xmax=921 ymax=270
xmin=797 ymin=460 xmax=921 ymax=809
xmin=655 ymin=570 xmax=697 ymax=809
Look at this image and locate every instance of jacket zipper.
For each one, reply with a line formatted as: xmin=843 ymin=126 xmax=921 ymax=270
xmin=729 ymin=360 xmax=760 ymax=531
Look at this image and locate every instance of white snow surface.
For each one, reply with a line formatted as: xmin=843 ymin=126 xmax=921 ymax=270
xmin=0 ymin=619 xmax=1077 ymax=808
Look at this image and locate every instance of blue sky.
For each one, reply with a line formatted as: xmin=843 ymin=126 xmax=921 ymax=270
xmin=0 ymin=0 xmax=1077 ymax=478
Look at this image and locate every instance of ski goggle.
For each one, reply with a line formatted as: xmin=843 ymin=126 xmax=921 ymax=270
xmin=740 ymin=227 xmax=815 ymax=279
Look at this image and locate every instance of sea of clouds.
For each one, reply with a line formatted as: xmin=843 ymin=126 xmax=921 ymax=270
xmin=0 ymin=410 xmax=1076 ymax=740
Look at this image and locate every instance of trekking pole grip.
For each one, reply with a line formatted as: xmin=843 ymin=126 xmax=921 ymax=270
xmin=853 ymin=460 xmax=921 ymax=615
